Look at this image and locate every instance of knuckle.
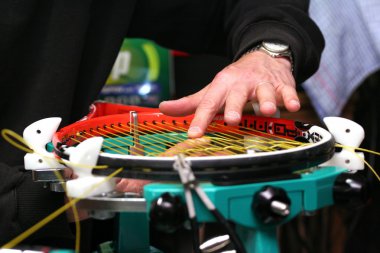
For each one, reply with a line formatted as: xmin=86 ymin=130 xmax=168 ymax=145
xmin=198 ymin=98 xmax=218 ymax=110
xmin=213 ymin=70 xmax=233 ymax=83
xmin=214 ymin=65 xmax=243 ymax=83
xmin=255 ymin=71 xmax=275 ymax=83
xmin=274 ymin=83 xmax=285 ymax=94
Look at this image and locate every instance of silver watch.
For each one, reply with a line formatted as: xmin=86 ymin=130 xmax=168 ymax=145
xmin=254 ymin=41 xmax=293 ymax=70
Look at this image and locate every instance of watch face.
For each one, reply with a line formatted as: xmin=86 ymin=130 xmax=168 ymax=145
xmin=262 ymin=41 xmax=289 ymax=53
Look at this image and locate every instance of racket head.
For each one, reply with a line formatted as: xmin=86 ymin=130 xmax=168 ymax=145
xmin=53 ymin=102 xmax=335 ymax=182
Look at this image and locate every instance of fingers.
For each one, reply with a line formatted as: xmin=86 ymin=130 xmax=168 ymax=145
xmin=280 ymin=85 xmax=300 ymax=112
xmin=115 ymin=179 xmax=152 ymax=195
xmin=159 ymin=97 xmax=197 ymax=116
xmin=64 ymin=168 xmax=75 ymax=179
xmin=65 ymin=195 xmax=89 ymax=222
xmin=187 ymin=79 xmax=229 ymax=138
xmin=159 ymin=87 xmax=220 ymax=138
xmin=159 ymin=52 xmax=299 ymax=138
xmin=255 ymin=82 xmax=300 ymax=116
xmin=251 ymin=54 xmax=298 ymax=115
xmin=223 ymin=87 xmax=249 ymax=125
xmin=159 ymin=88 xmax=207 ymax=116
xmin=254 ymin=81 xmax=278 ymax=116
xmin=188 ymin=100 xmax=220 ymax=138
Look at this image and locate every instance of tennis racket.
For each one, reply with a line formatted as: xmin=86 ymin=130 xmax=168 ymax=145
xmin=51 ymin=102 xmax=336 ymax=183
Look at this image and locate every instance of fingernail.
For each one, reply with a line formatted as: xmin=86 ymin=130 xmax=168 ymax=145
xmin=290 ymin=99 xmax=300 ymax=108
xmin=261 ymin=102 xmax=276 ymax=112
xmin=225 ymin=111 xmax=241 ymax=120
xmin=188 ymin=126 xmax=201 ymax=134
xmin=188 ymin=126 xmax=203 ymax=138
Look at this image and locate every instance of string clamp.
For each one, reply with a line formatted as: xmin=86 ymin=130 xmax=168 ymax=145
xmin=173 ymin=154 xmax=197 ymax=187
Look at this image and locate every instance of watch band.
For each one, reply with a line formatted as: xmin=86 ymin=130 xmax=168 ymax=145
xmin=244 ymin=41 xmax=294 ymax=72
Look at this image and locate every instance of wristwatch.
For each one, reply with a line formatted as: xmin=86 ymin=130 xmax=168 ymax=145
xmin=250 ymin=41 xmax=294 ymax=71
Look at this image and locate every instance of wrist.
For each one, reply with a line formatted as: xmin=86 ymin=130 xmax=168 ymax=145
xmin=244 ymin=41 xmax=294 ymax=72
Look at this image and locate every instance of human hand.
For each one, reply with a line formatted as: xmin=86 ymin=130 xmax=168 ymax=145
xmin=65 ymin=195 xmax=89 ymax=222
xmin=159 ymin=51 xmax=299 ymax=138
xmin=63 ymin=168 xmax=89 ymax=222
xmin=65 ymin=167 xmax=151 ymax=196
xmin=115 ymin=178 xmax=152 ymax=196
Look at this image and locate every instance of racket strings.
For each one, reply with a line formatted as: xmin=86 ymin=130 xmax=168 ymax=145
xmin=207 ymin=123 xmax=309 ymax=152
xmin=104 ymin=124 xmax=302 ymax=156
xmin=70 ymin=122 xmax=236 ymax=157
xmin=132 ymin=121 xmax=253 ymax=156
xmin=131 ymin=122 xmax=231 ymax=156
xmin=120 ymin=123 xmax=202 ymax=156
xmin=73 ymin=123 xmax=189 ymax=156
xmin=75 ymin=129 xmax=135 ymax=155
xmin=170 ymin=124 xmax=244 ymax=149
xmin=101 ymin=121 xmax=224 ymax=157
xmin=65 ymin=119 xmax=310 ymax=158
xmin=140 ymin=121 xmax=291 ymax=154
xmin=207 ymin=125 xmax=282 ymax=152
xmin=93 ymin=125 xmax=149 ymax=156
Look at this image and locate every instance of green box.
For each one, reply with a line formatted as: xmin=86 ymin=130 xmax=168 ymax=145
xmin=99 ymin=38 xmax=173 ymax=107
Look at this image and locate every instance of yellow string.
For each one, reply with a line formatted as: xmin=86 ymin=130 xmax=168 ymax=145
xmin=2 ymin=129 xmax=107 ymax=170
xmin=364 ymin=159 xmax=380 ymax=182
xmin=84 ymin=129 xmax=133 ymax=155
xmin=70 ymin=195 xmax=81 ymax=253
xmin=130 ymin=120 xmax=305 ymax=155
xmin=335 ymin=143 xmax=380 ymax=182
xmin=100 ymin=124 xmax=168 ymax=155
xmin=1 ymin=129 xmax=33 ymax=153
xmin=63 ymin=119 xmax=305 ymax=157
xmin=149 ymin=121 xmax=238 ymax=147
xmin=151 ymin=122 xmax=380 ymax=184
xmin=0 ymin=129 xmax=115 ymax=251
xmin=165 ymin=121 xmax=306 ymax=153
xmin=48 ymin=116 xmax=312 ymax=159
xmin=134 ymin=123 xmax=226 ymax=156
xmin=353 ymin=146 xmax=380 ymax=157
xmin=1 ymin=129 xmax=82 ymax=251
xmin=1 ymin=168 xmax=122 ymax=250
xmin=212 ymin=122 xmax=306 ymax=147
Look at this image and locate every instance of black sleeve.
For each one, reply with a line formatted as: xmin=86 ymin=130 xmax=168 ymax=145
xmin=0 ymin=164 xmax=74 ymax=247
xmin=127 ymin=0 xmax=324 ymax=83
xmin=226 ymin=0 xmax=324 ymax=83
xmin=0 ymin=164 xmax=24 ymax=242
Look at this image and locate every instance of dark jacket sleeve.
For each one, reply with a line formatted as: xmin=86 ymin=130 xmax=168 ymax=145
xmin=226 ymin=0 xmax=324 ymax=83
xmin=128 ymin=0 xmax=324 ymax=83
xmin=0 ymin=164 xmax=74 ymax=246
xmin=0 ymin=163 xmax=24 ymax=242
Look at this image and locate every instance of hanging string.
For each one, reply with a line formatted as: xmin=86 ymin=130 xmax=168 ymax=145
xmin=1 ymin=129 xmax=83 ymax=252
xmin=1 ymin=168 xmax=122 ymax=250
xmin=335 ymin=143 xmax=380 ymax=182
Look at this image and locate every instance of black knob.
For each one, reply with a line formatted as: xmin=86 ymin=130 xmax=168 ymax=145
xmin=149 ymin=192 xmax=187 ymax=233
xmin=252 ymin=186 xmax=291 ymax=225
xmin=333 ymin=172 xmax=370 ymax=208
